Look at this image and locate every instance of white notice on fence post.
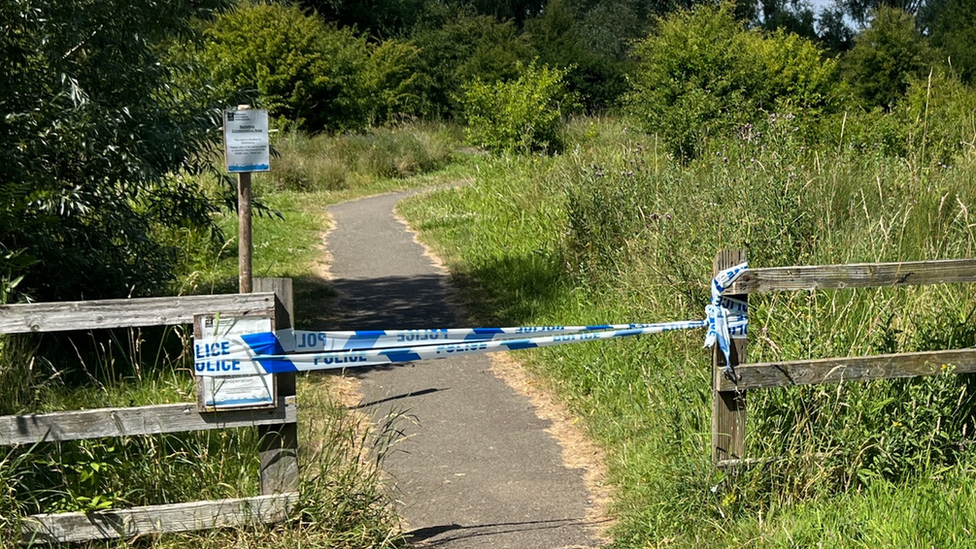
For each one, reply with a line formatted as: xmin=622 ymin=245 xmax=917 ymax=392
xmin=194 ymin=314 xmax=276 ymax=411
xmin=224 ymin=109 xmax=270 ymax=173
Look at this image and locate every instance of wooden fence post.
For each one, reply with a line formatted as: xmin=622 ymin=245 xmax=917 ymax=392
xmin=254 ymin=277 xmax=299 ymax=494
xmin=712 ymin=250 xmax=748 ymax=465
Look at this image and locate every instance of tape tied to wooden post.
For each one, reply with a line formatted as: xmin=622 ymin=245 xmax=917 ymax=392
xmin=703 ymin=262 xmax=749 ymax=376
xmin=192 ymin=264 xmax=749 ymax=377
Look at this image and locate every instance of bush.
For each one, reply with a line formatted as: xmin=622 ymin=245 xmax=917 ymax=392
xmin=202 ymin=3 xmax=370 ymax=132
xmin=0 ymin=0 xmax=232 ymax=302
xmin=460 ymin=62 xmax=574 ymax=153
xmin=413 ymin=13 xmax=536 ymax=118
xmin=626 ymin=3 xmax=837 ymax=160
xmin=525 ymin=0 xmax=631 ymax=111
xmin=841 ymin=6 xmax=937 ymax=110
xmin=361 ymin=39 xmax=431 ymax=125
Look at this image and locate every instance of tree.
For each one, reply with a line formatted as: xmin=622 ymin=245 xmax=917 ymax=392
xmin=0 ymin=0 xmax=232 ymax=301
xmin=920 ymin=0 xmax=976 ymax=84
xmin=758 ymin=0 xmax=817 ymax=40
xmin=841 ymin=6 xmax=936 ymax=109
xmin=201 ymin=4 xmax=370 ymax=132
xmin=298 ymin=0 xmax=447 ymax=39
xmin=413 ymin=13 xmax=536 ymax=117
xmin=525 ymin=0 xmax=628 ymax=110
xmin=627 ymin=3 xmax=837 ymax=160
xmin=817 ymin=5 xmax=856 ymax=53
xmin=835 ymin=0 xmax=926 ymax=26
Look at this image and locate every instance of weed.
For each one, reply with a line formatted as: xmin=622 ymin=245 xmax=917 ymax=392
xmin=400 ymin=115 xmax=976 ymax=548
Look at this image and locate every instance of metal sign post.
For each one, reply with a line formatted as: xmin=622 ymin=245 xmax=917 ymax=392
xmin=223 ymin=106 xmax=270 ymax=294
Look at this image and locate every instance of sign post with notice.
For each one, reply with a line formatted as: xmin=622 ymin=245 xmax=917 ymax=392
xmin=224 ymin=106 xmax=270 ymax=294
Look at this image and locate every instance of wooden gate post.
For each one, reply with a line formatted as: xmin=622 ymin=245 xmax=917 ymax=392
xmin=712 ymin=250 xmax=748 ymax=465
xmin=255 ymin=277 xmax=299 ymax=494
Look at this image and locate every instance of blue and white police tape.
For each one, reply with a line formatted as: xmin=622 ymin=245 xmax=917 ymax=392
xmin=193 ymin=319 xmax=746 ymax=376
xmin=193 ymin=262 xmax=749 ymax=377
xmin=703 ymin=262 xmax=749 ymax=374
xmin=275 ymin=323 xmax=711 ymax=354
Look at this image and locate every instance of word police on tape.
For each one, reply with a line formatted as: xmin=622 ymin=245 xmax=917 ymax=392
xmin=193 ymin=263 xmax=749 ymax=377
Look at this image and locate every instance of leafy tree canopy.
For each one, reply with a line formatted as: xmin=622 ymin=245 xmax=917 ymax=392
xmin=842 ymin=5 xmax=936 ymax=109
xmin=0 ymin=0 xmax=232 ymax=301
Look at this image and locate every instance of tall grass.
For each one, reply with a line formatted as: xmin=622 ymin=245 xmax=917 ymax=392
xmin=398 ymin=115 xmax=976 ymax=547
xmin=259 ymin=122 xmax=462 ymax=192
xmin=0 ymin=153 xmax=413 ymax=546
xmin=0 ymin=331 xmax=404 ymax=548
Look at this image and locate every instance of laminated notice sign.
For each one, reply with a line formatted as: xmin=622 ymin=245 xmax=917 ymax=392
xmin=194 ymin=314 xmax=276 ymax=411
xmin=223 ymin=109 xmax=270 ymax=173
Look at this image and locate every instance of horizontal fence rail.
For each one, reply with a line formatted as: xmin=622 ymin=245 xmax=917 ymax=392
xmin=712 ymin=252 xmax=976 ymax=467
xmin=21 ymin=494 xmax=297 ymax=543
xmin=717 ymin=349 xmax=976 ymax=391
xmin=0 ymin=293 xmax=276 ymax=334
xmin=0 ymin=281 xmax=299 ymax=544
xmin=724 ymin=258 xmax=976 ymax=294
xmin=0 ymin=397 xmax=297 ymax=446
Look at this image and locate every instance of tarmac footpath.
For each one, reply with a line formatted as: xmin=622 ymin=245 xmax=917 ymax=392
xmin=323 ymin=191 xmax=602 ymax=548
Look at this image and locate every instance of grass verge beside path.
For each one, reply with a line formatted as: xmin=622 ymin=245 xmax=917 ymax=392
xmin=2 ymin=127 xmax=475 ymax=548
xmin=398 ymin=116 xmax=976 ymax=548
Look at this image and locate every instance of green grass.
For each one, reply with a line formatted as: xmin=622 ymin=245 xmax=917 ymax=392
xmin=398 ymin=115 xmax=976 ymax=548
xmin=0 ymin=125 xmax=474 ymax=548
xmin=260 ymin=121 xmax=463 ymax=193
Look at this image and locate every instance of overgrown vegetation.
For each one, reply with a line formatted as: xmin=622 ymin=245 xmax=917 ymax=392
xmin=400 ymin=111 xmax=976 ymax=546
xmin=4 ymin=0 xmax=976 ymax=547
xmin=461 ymin=62 xmax=574 ymax=153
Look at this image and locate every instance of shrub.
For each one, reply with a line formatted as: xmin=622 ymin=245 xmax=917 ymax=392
xmin=900 ymin=69 xmax=976 ymax=164
xmin=460 ymin=62 xmax=574 ymax=154
xmin=202 ymin=3 xmax=370 ymax=132
xmin=627 ymin=3 xmax=837 ymax=160
xmin=525 ymin=0 xmax=633 ymax=111
xmin=841 ymin=6 xmax=937 ymax=110
xmin=0 ymin=0 xmax=232 ymax=302
xmin=413 ymin=14 xmax=536 ymax=117
xmin=361 ymin=39 xmax=430 ymax=125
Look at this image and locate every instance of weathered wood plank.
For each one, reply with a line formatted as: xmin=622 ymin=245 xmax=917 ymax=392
xmin=725 ymin=258 xmax=976 ymax=294
xmin=255 ymin=278 xmax=300 ymax=496
xmin=21 ymin=493 xmax=296 ymax=544
xmin=0 ymin=397 xmax=296 ymax=446
xmin=239 ymin=171 xmax=253 ymax=293
xmin=0 ymin=293 xmax=276 ymax=334
xmin=712 ymin=250 xmax=748 ymax=464
xmin=716 ymin=348 xmax=976 ymax=391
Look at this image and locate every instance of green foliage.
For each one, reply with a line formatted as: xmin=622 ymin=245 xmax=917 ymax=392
xmin=202 ymin=3 xmax=369 ymax=132
xmin=900 ymin=69 xmax=976 ymax=164
xmin=299 ymin=0 xmax=446 ymax=39
xmin=460 ymin=63 xmax=574 ymax=153
xmin=261 ymin=123 xmax=460 ymax=192
xmin=627 ymin=3 xmax=837 ymax=160
xmin=815 ymin=67 xmax=976 ymax=164
xmin=922 ymin=0 xmax=976 ymax=84
xmin=361 ymin=40 xmax=430 ymax=125
xmin=413 ymin=13 xmax=537 ymax=117
xmin=0 ymin=0 xmax=232 ymax=302
xmin=400 ymin=116 xmax=976 ymax=547
xmin=525 ymin=0 xmax=629 ymax=111
xmin=842 ymin=6 xmax=937 ymax=110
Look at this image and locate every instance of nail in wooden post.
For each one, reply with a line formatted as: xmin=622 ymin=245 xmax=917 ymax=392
xmin=712 ymin=250 xmax=748 ymax=465
xmin=255 ymin=277 xmax=299 ymax=494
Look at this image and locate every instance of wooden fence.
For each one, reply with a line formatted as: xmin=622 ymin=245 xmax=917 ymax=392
xmin=711 ymin=251 xmax=976 ymax=467
xmin=2 ymin=278 xmax=298 ymax=544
